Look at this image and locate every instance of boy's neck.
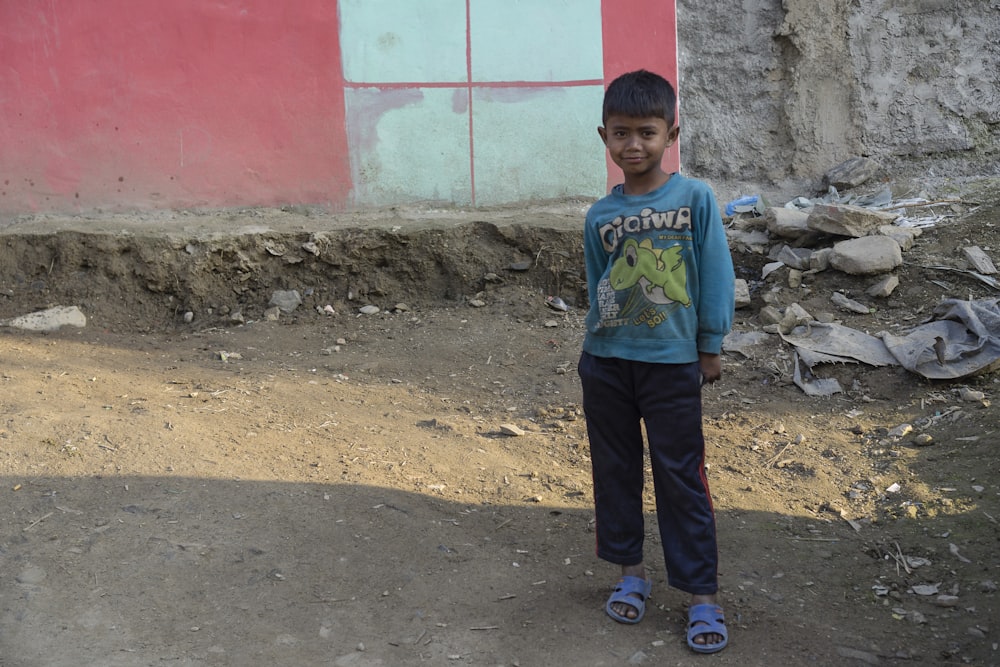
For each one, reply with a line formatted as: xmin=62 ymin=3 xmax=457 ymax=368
xmin=622 ymin=169 xmax=672 ymax=196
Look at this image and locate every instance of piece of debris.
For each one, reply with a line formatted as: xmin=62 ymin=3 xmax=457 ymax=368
xmin=545 ymin=296 xmax=570 ymax=312
xmin=962 ymin=246 xmax=997 ymax=274
xmin=269 ymin=289 xmax=302 ymax=313
xmin=0 ymin=305 xmax=87 ymax=331
xmin=499 ymin=424 xmax=525 ymax=436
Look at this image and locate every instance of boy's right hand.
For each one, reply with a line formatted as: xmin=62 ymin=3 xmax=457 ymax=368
xmin=698 ymin=352 xmax=722 ymax=384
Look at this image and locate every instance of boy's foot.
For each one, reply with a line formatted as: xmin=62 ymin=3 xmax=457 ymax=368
xmin=606 ymin=564 xmax=649 ymax=623
xmin=687 ymin=594 xmax=728 ymax=654
xmin=605 ymin=575 xmax=651 ymax=623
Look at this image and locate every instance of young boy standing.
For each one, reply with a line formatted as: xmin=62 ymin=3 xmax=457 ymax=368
xmin=578 ymin=69 xmax=734 ymax=654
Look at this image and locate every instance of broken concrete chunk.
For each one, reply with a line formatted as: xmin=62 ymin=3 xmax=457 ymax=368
xmin=807 ymin=204 xmax=898 ymax=238
xmin=962 ymin=246 xmax=997 ymax=274
xmin=829 ymin=235 xmax=903 ymax=275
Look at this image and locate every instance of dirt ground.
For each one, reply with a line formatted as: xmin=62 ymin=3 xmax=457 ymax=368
xmin=1 ymin=178 xmax=999 ymax=666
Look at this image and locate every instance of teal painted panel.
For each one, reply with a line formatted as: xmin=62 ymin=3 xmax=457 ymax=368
xmin=339 ymin=0 xmax=467 ymax=82
xmin=472 ymin=85 xmax=606 ymax=205
xmin=470 ymin=0 xmax=603 ymax=82
xmin=344 ymin=87 xmax=473 ymax=205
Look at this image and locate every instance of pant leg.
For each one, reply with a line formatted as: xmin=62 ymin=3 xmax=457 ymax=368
xmin=578 ymin=351 xmax=645 ymax=566
xmin=635 ymin=361 xmax=719 ymax=595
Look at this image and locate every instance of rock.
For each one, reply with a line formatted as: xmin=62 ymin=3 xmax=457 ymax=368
xmin=866 ymin=275 xmax=899 ymax=298
xmin=263 ymin=306 xmax=281 ymax=320
xmin=301 ymin=241 xmax=321 ymax=256
xmin=765 ymin=206 xmax=811 ymax=239
xmin=823 ymin=156 xmax=881 ymax=190
xmin=759 ymin=305 xmax=783 ymax=326
xmin=0 ymin=305 xmax=87 ymax=331
xmin=358 ymin=305 xmax=380 ymax=315
xmin=879 ymin=225 xmax=918 ymax=251
xmin=776 ymin=245 xmax=813 ymax=271
xmin=810 ymin=247 xmax=833 ymax=271
xmin=727 ymin=228 xmax=770 ymax=253
xmin=829 ymin=236 xmax=903 ymax=275
xmin=779 ymin=303 xmax=814 ymax=334
xmin=269 ymin=290 xmax=302 ymax=313
xmin=499 ymin=423 xmax=525 ymax=436
xmin=962 ymin=246 xmax=997 ymax=274
xmin=807 ymin=203 xmax=898 ymax=238
xmin=734 ymin=279 xmax=751 ymax=309
xmin=831 ymin=292 xmax=871 ymax=314
xmin=16 ymin=565 xmax=46 ymax=585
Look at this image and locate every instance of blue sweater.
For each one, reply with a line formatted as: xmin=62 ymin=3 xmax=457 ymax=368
xmin=582 ymin=174 xmax=735 ymax=363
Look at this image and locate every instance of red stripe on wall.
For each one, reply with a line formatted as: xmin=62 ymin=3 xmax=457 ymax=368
xmin=600 ymin=0 xmax=680 ymax=190
xmin=466 ymin=0 xmax=477 ymax=206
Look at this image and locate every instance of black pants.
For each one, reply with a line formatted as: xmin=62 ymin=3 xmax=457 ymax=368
xmin=578 ymin=351 xmax=719 ymax=596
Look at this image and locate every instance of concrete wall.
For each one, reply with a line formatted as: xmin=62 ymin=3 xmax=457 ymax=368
xmin=677 ymin=0 xmax=1000 ymax=197
xmin=0 ymin=0 xmax=678 ymax=215
xmin=3 ymin=1 xmax=996 ymax=215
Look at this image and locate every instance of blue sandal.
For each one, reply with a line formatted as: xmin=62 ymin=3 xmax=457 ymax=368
xmin=605 ymin=576 xmax=651 ymax=624
xmin=687 ymin=603 xmax=728 ymax=654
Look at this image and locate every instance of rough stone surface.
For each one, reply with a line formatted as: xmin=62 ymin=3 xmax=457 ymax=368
xmin=677 ymin=0 xmax=1000 ymax=198
xmin=829 ymin=235 xmax=904 ymax=275
xmin=807 ymin=204 xmax=899 ymax=238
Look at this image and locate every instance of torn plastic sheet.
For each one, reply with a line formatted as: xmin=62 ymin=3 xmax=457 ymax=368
xmin=792 ymin=351 xmax=843 ymax=396
xmin=779 ymin=322 xmax=899 ymax=368
xmin=723 ymin=330 xmax=773 ymax=359
xmin=880 ymin=298 xmax=1000 ymax=380
xmin=777 ymin=299 xmax=1000 ymax=382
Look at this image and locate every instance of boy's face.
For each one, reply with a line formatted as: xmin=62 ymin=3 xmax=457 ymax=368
xmin=598 ymin=114 xmax=679 ymax=180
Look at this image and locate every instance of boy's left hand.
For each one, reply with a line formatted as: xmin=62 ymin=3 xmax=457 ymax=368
xmin=698 ymin=352 xmax=722 ymax=384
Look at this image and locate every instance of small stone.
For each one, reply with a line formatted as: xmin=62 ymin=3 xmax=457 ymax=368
xmin=269 ymin=289 xmax=302 ymax=313
xmin=16 ymin=565 xmax=46 ymax=585
xmin=183 ymin=311 xmax=195 ymax=323
xmin=912 ymin=433 xmax=934 ymax=446
xmin=468 ymin=299 xmax=486 ymax=308
xmin=500 ymin=423 xmax=525 ymax=436
xmin=359 ymin=305 xmax=380 ymax=315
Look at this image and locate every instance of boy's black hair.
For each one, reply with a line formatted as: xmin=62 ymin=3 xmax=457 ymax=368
xmin=602 ymin=69 xmax=677 ymax=126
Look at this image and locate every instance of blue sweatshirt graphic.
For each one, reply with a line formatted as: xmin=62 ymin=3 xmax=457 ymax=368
xmin=583 ymin=174 xmax=735 ymax=364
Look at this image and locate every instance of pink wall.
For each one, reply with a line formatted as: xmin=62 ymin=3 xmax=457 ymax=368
xmin=0 ymin=1 xmax=350 ymax=213
xmin=0 ymin=1 xmax=676 ymax=215
xmin=602 ymin=0 xmax=680 ymax=190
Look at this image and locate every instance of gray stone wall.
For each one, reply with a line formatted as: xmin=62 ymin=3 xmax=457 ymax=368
xmin=676 ymin=0 xmax=1000 ymax=197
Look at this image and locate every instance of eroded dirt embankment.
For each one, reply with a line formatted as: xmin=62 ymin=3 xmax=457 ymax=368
xmin=0 ymin=206 xmax=589 ymax=333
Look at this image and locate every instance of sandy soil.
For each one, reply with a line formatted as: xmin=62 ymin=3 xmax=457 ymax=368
xmin=1 ymin=180 xmax=999 ymax=666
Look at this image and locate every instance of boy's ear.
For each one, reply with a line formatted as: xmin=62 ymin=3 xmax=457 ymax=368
xmin=667 ymin=125 xmax=680 ymax=146
xmin=597 ymin=126 xmax=608 ymax=145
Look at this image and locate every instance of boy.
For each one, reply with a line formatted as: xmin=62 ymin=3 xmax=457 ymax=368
xmin=578 ymin=69 xmax=734 ymax=654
